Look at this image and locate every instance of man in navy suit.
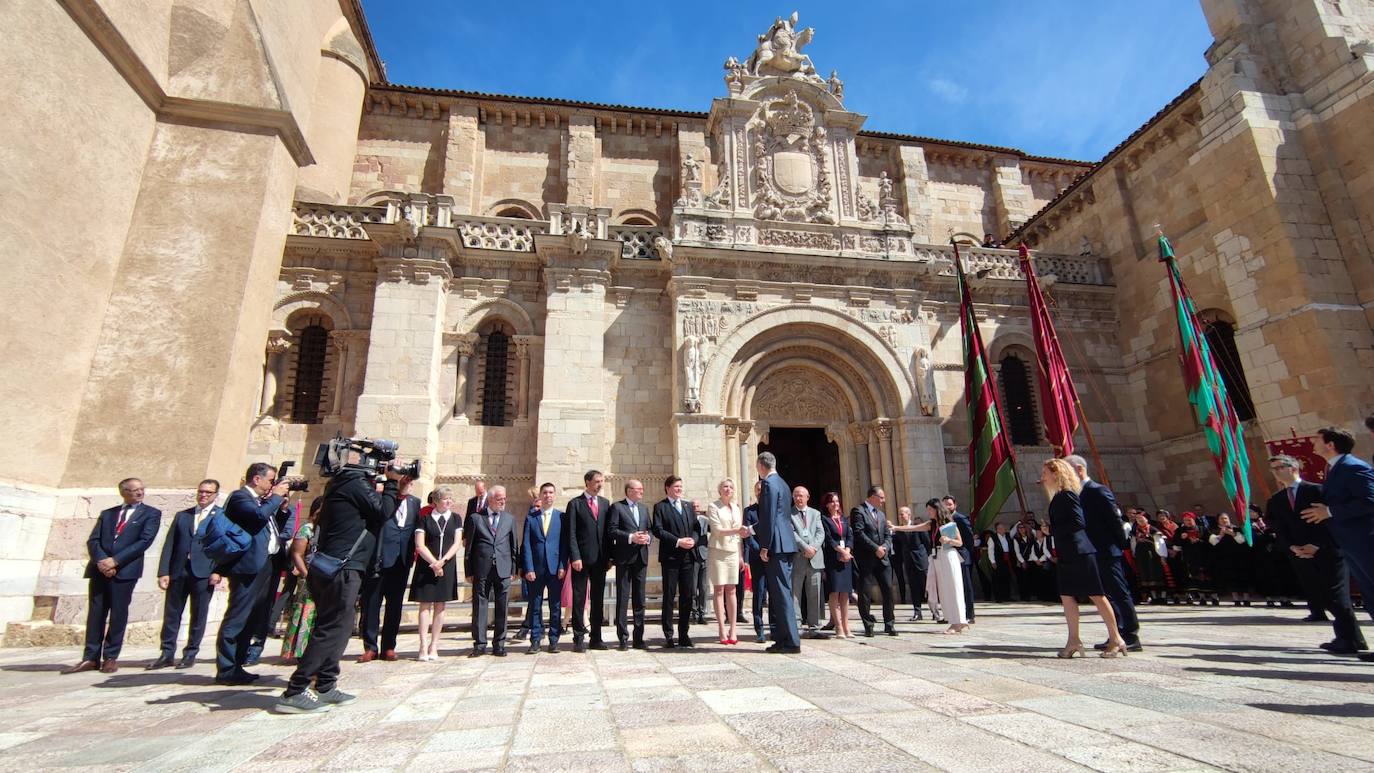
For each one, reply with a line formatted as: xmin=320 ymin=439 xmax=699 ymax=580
xmin=851 ymin=486 xmax=897 ymax=637
xmin=1303 ymin=426 xmax=1374 ymax=663
xmin=522 ymin=482 xmax=567 ymax=654
xmin=63 ymin=478 xmax=162 ymax=674
xmin=565 ymin=470 xmax=612 ymax=652
xmin=147 ymin=479 xmax=222 ymax=670
xmin=213 ymin=462 xmax=290 ymax=685
xmin=737 ymin=481 xmax=769 ymax=642
xmin=608 ymin=480 xmax=651 ymax=650
xmin=465 ymin=484 xmax=517 ymax=657
xmin=359 ymin=479 xmax=419 ymax=662
xmin=755 ymin=452 xmax=800 ymax=653
xmin=1068 ymin=455 xmax=1141 ymax=651
xmin=942 ymin=495 xmax=978 ymax=624
xmin=652 ymin=475 xmax=706 ymax=648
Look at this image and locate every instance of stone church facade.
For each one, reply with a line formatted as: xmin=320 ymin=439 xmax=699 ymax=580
xmin=4 ymin=1 xmax=1373 ymax=643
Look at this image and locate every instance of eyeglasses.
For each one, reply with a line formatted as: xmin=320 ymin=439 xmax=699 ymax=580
xmin=196 ymin=489 xmax=218 ymax=496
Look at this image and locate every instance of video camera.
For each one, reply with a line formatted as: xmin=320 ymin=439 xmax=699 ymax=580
xmin=277 ymin=460 xmax=310 ymax=492
xmin=313 ymin=435 xmax=421 ymax=480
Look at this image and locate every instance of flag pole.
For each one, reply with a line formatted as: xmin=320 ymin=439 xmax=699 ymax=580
xmin=953 ymin=237 xmax=1033 ymax=522
xmin=1074 ymin=395 xmax=1112 ymax=489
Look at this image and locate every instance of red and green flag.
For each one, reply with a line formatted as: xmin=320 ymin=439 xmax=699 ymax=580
xmin=953 ymin=241 xmax=1020 ymax=531
xmin=1018 ymin=244 xmax=1081 ymax=456
xmin=1158 ymin=234 xmax=1253 ymax=542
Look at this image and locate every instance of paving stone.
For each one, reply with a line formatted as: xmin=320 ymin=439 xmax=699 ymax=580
xmin=698 ymin=685 xmax=815 ymax=715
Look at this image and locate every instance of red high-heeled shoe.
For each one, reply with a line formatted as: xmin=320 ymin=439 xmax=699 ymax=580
xmin=726 ymin=638 xmax=737 ymax=645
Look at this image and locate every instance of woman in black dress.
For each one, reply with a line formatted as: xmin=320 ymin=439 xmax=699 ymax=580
xmin=411 ymin=485 xmax=462 ymax=660
xmin=1209 ymin=513 xmax=1252 ymax=606
xmin=820 ymin=491 xmax=855 ymax=639
xmin=1042 ymin=458 xmax=1127 ymax=658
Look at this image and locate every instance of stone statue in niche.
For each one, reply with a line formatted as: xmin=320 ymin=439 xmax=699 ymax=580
xmin=878 ymin=171 xmax=906 ymax=225
xmin=677 ymin=154 xmax=704 ymax=207
xmin=915 ymin=348 xmax=937 ymax=417
xmin=683 ymin=335 xmax=704 ymax=413
xmin=682 ymin=153 xmax=701 ymax=184
xmin=746 ymin=11 xmax=822 ymax=84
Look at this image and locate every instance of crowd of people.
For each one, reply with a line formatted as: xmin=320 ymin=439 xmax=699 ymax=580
xmin=63 ymin=421 xmax=1374 ymax=714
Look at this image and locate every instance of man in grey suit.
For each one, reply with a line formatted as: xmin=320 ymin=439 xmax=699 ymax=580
xmin=464 ymin=485 xmax=516 ymax=657
xmin=789 ymin=486 xmax=826 ymax=638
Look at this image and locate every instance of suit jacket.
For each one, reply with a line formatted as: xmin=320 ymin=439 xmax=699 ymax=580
xmin=652 ymin=498 xmax=706 ymax=565
xmin=219 ymin=488 xmax=285 ymax=576
xmin=86 ymin=502 xmax=162 ymax=581
xmin=564 ymin=493 xmax=612 ymax=570
xmin=465 ymin=494 xmax=488 ymax=518
xmin=1048 ymin=491 xmax=1096 ymax=559
xmin=464 ymin=508 xmax=517 ymax=579
xmin=755 ymin=472 xmax=796 ymax=554
xmin=951 ymin=511 xmax=976 ymax=564
xmin=821 ymin=511 xmax=854 ymax=570
xmin=1267 ymin=480 xmax=1335 ymax=551
xmin=608 ymin=499 xmax=652 ymax=567
xmin=850 ymin=502 xmax=893 ymax=569
xmin=790 ymin=506 xmax=826 ymax=569
xmin=158 ymin=506 xmax=219 ymax=580
xmin=1322 ymin=454 xmax=1374 ymax=543
xmin=522 ymin=507 xmax=567 ymax=577
xmin=707 ymin=500 xmax=744 ymax=554
xmin=375 ymin=495 xmax=420 ymax=571
xmin=1081 ymin=479 xmax=1128 ymax=557
xmin=742 ymin=505 xmax=764 ymax=565
xmin=896 ymin=528 xmax=932 ymax=572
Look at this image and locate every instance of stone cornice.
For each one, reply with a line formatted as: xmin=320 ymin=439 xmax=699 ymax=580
xmin=58 ymin=0 xmax=315 ymax=166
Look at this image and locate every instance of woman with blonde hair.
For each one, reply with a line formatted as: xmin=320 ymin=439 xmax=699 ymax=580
xmin=1042 ymin=458 xmax=1128 ymax=658
xmin=706 ymin=478 xmax=749 ymax=644
xmin=410 ymin=485 xmax=461 ymax=660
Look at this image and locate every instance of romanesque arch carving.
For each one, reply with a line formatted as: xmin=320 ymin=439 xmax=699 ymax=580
xmin=274 ymin=290 xmax=353 ymax=330
xmin=484 ymin=199 xmax=542 ymax=220
xmin=748 ymin=365 xmax=852 ymax=424
xmin=699 ymin=305 xmax=913 ymax=416
xmin=459 ymin=298 xmax=535 ymax=336
xmin=734 ymin=349 xmax=871 ymax=422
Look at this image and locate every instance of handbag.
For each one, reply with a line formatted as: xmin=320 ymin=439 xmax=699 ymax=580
xmin=307 ymin=528 xmax=368 ymax=580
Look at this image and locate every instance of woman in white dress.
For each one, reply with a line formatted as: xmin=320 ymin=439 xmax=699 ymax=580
xmin=927 ymin=499 xmax=968 ymax=634
xmin=706 ymin=479 xmax=748 ymax=645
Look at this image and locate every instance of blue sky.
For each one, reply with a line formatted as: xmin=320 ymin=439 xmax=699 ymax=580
xmin=361 ymin=1 xmax=1212 ymax=161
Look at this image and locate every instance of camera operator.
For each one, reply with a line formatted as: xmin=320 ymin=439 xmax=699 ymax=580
xmin=275 ymin=452 xmax=402 ymax=714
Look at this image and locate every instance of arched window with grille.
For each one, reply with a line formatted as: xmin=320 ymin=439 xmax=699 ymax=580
xmin=290 ymin=322 xmax=330 ymax=423
xmin=478 ymin=322 xmax=515 ymax=427
xmin=998 ymin=352 xmax=1041 ymax=446
xmin=1201 ymin=313 xmax=1256 ymax=422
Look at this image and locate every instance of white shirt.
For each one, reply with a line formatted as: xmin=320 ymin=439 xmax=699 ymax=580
xmin=244 ymin=485 xmax=281 ymax=555
xmin=193 ymin=505 xmax=214 ymax=532
xmin=395 ymin=498 xmax=409 ymax=528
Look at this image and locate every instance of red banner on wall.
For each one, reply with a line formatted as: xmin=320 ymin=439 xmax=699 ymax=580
xmin=1264 ymin=436 xmax=1328 ymax=483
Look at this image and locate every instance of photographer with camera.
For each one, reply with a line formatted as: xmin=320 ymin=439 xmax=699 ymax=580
xmin=275 ymin=441 xmax=405 ymax=714
xmin=214 ymin=463 xmax=291 ymax=685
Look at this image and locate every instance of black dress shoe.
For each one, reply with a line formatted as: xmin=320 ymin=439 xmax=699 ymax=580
xmin=175 ymin=656 xmax=196 ymax=669
xmin=526 ymin=641 xmax=541 ymax=655
xmin=493 ymin=647 xmax=508 ymax=657
xmin=863 ymin=627 xmax=875 ymax=638
xmin=468 ymin=647 xmax=487 ymax=658
xmin=590 ymin=641 xmax=609 ymax=651
xmin=512 ymin=629 xmax=529 ymax=642
xmin=632 ymin=641 xmax=647 ymax=650
xmin=214 ymin=672 xmax=255 ymax=686
xmin=662 ymin=639 xmax=677 ymax=649
xmin=573 ymin=640 xmax=588 ymax=654
xmin=820 ymin=621 xmax=835 ymax=631
xmin=765 ymin=644 xmax=802 ymax=654
xmin=1302 ymin=614 xmax=1331 ymax=622
xmin=1360 ymin=652 xmax=1374 ymax=662
xmin=1321 ymin=640 xmax=1362 ymax=655
xmin=1124 ymin=640 xmax=1144 ymax=652
xmin=234 ymin=669 xmax=261 ymax=682
xmin=885 ymin=628 xmax=898 ymax=637
xmin=680 ymin=638 xmax=695 ymax=648
xmin=617 ymin=642 xmax=629 ymax=651
xmin=547 ymin=641 xmax=558 ymax=654
xmin=146 ymin=655 xmax=175 ymax=670
xmin=1093 ymin=641 xmax=1110 ymax=651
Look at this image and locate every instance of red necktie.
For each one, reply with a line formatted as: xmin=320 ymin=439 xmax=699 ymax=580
xmin=833 ymin=515 xmax=842 ymax=536
xmin=116 ymin=507 xmax=131 ymax=536
xmin=589 ymin=497 xmax=599 ymax=520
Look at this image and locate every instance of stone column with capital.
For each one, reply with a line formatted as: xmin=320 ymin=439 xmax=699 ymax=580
xmin=353 ymin=249 xmax=453 ymax=477
xmin=850 ymin=423 xmax=872 ymax=493
xmin=450 ymin=333 xmax=478 ymax=422
xmin=874 ymin=419 xmax=900 ymax=510
xmin=513 ymin=335 xmax=536 ymax=424
xmin=260 ymin=334 xmax=291 ymax=417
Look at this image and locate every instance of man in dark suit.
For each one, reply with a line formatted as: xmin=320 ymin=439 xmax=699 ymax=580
xmin=522 ymin=482 xmax=567 ymax=654
xmin=1269 ymin=453 xmax=1365 ymax=653
xmin=63 ymin=478 xmax=162 ymax=675
xmin=942 ymin=495 xmax=977 ymax=623
xmin=1068 ymin=455 xmax=1140 ymax=650
xmin=608 ymin=479 xmax=651 ymax=650
xmin=464 ymin=484 xmax=517 ymax=657
xmin=465 ymin=480 xmax=488 ymax=518
xmin=565 ymin=469 xmax=612 ymax=652
xmin=213 ymin=463 xmax=290 ymax=685
xmin=737 ymin=482 xmax=769 ymax=643
xmin=148 ymin=479 xmax=221 ymax=670
xmin=1302 ymin=427 xmax=1374 ymax=662
xmin=252 ymin=493 xmax=297 ymax=665
xmin=851 ymin=486 xmax=898 ymax=637
xmin=755 ymin=453 xmax=800 ymax=653
xmin=652 ymin=475 xmax=706 ymax=647
xmin=895 ymin=506 xmax=931 ymax=621
xmin=359 ymin=479 xmax=419 ymax=662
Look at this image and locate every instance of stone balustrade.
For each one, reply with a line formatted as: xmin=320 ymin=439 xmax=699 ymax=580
xmin=608 ymin=225 xmax=668 ymax=260
xmin=291 ymin=203 xmax=389 ymax=239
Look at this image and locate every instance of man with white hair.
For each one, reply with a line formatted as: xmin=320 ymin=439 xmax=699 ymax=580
xmin=1066 ymin=455 xmax=1140 ymax=651
xmin=464 ymin=484 xmax=516 ymax=657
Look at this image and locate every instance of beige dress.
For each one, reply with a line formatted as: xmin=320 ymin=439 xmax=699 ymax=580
xmin=706 ymin=499 xmax=743 ymax=586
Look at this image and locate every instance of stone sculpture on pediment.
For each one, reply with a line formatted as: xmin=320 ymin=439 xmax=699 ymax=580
xmin=746 ymin=11 xmax=823 ymax=85
xmin=751 ymin=366 xmax=847 ymax=423
xmin=748 ymin=92 xmax=834 ymax=224
xmin=827 ymin=69 xmax=844 ymax=102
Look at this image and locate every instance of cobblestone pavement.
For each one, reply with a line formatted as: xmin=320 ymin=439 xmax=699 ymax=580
xmin=1 ymin=604 xmax=1372 ymax=772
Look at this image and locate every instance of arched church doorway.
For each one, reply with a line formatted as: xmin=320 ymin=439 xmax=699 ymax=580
xmin=758 ymin=427 xmax=841 ymax=501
